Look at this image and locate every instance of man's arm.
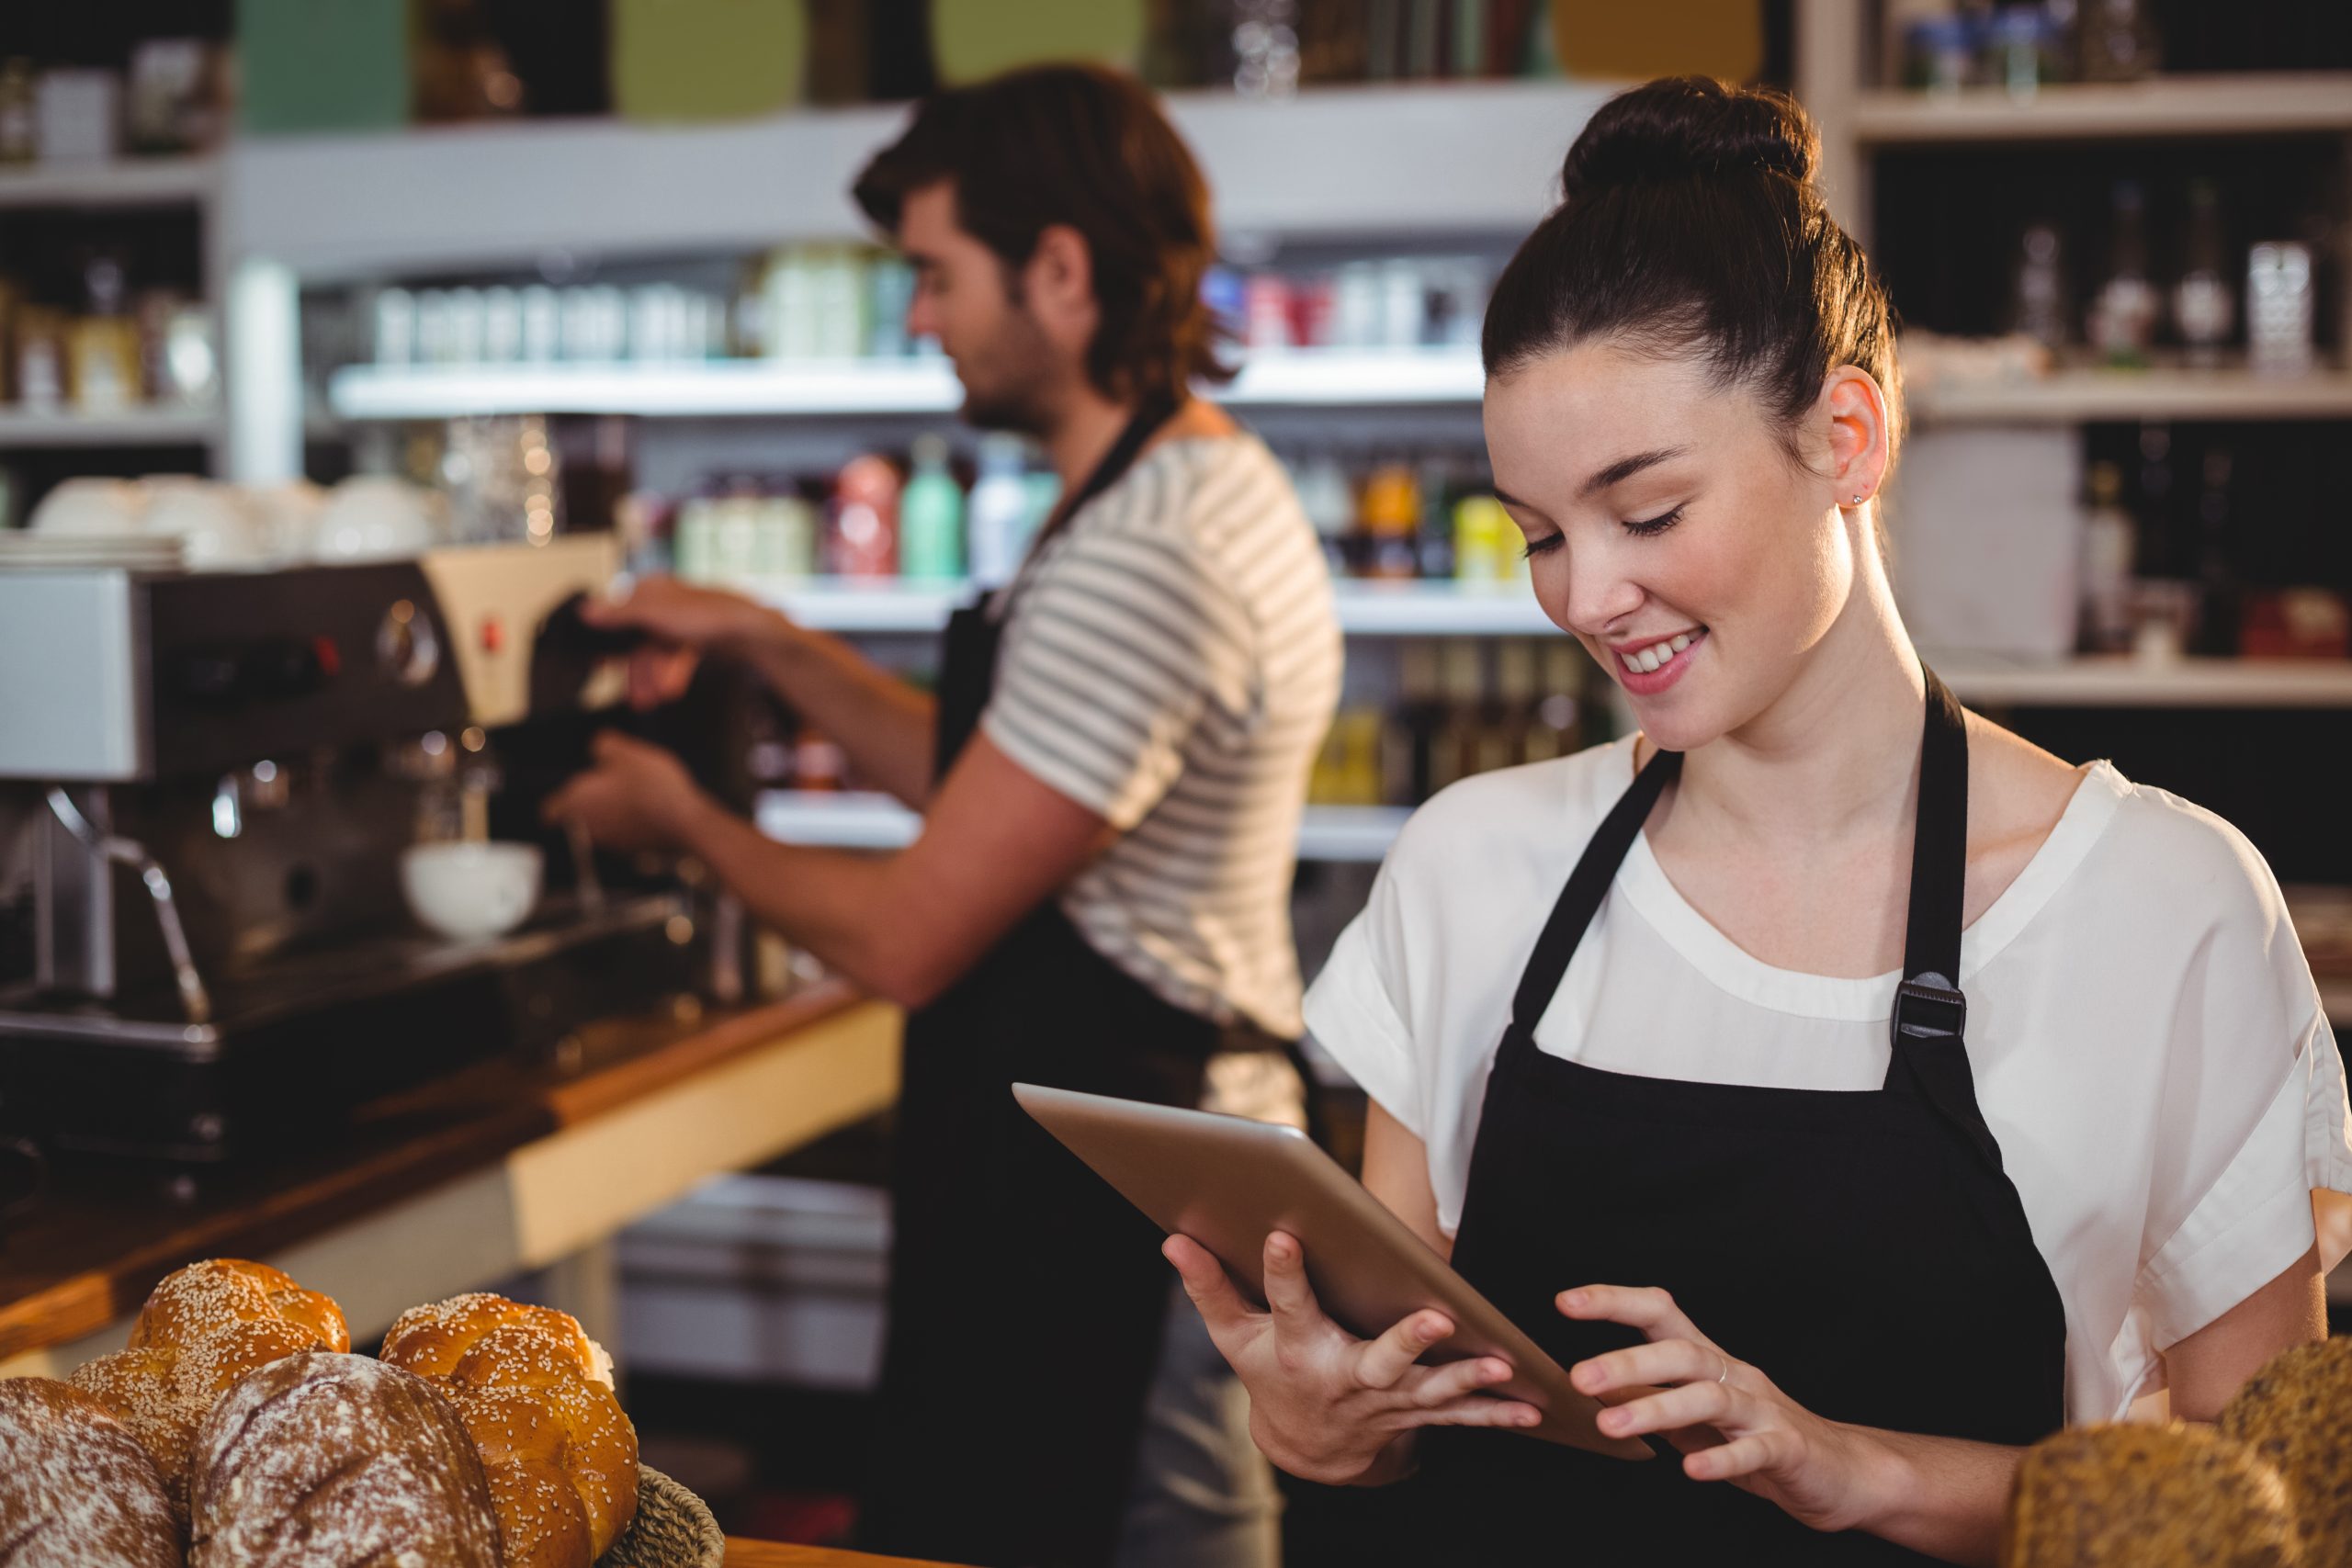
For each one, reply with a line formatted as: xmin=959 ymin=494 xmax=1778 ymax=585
xmin=548 ymin=729 xmax=1110 ymax=1009
xmin=586 ymin=581 xmax=940 ymax=809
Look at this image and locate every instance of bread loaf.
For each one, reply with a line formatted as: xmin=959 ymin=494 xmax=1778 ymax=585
xmin=69 ymin=1260 xmax=350 ymax=1522
xmin=187 ymin=1350 xmax=501 ymax=1568
xmin=0 ymin=1377 xmax=182 ymax=1568
xmin=381 ymin=1294 xmax=637 ymax=1568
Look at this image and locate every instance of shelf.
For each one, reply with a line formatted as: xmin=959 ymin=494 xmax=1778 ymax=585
xmin=1908 ymin=368 xmax=2352 ymax=425
xmin=229 ymin=82 xmax=1608 ymax=277
xmin=748 ymin=578 xmax=1553 ymax=637
xmin=1932 ymin=653 xmax=2352 ymax=708
xmin=1853 ymin=73 xmax=2352 ymax=145
xmin=756 ymin=790 xmax=1410 ymax=864
xmin=325 ymin=348 xmax=1487 ymax=421
xmin=0 ymin=154 xmax=220 ymax=210
xmin=0 ymin=406 xmax=221 ymax=447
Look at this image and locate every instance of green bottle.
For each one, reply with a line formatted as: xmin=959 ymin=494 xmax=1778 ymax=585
xmin=899 ymin=434 xmax=967 ymax=581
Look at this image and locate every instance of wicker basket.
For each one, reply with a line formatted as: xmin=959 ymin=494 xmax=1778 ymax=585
xmin=597 ymin=1466 xmax=726 ymax=1568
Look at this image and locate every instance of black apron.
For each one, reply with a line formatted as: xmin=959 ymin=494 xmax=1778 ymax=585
xmin=1408 ymin=668 xmax=2068 ymax=1564
xmin=861 ymin=403 xmax=1265 ymax=1568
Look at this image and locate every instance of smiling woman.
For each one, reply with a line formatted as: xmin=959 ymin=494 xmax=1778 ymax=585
xmin=1166 ymin=75 xmax=2351 ymax=1568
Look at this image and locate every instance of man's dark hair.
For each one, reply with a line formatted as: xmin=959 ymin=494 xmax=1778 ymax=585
xmin=854 ymin=63 xmax=1231 ymax=405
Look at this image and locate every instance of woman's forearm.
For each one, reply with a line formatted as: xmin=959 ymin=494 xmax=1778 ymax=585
xmin=1843 ymin=1425 xmax=2022 ymax=1566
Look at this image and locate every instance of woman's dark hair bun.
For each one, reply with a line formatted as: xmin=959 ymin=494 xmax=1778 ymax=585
xmin=1561 ymin=75 xmax=1817 ymax=199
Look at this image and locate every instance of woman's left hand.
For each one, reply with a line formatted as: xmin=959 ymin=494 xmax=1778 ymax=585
xmin=1560 ymin=1284 xmax=1886 ymax=1535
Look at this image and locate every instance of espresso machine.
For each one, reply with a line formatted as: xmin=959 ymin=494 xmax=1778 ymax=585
xmin=0 ymin=536 xmax=706 ymax=1167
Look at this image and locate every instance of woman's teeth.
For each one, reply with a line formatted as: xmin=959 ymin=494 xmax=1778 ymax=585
xmin=1622 ymin=631 xmax=1698 ymax=675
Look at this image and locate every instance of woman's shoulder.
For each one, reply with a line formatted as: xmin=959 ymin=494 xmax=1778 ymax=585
xmin=1385 ymin=738 xmax=1638 ymax=885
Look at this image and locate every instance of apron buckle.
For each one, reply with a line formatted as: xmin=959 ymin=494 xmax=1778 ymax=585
xmin=1892 ymin=975 xmax=1968 ymax=1046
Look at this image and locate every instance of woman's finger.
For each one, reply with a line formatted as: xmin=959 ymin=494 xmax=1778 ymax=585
xmin=1260 ymin=1232 xmax=1324 ymax=1329
xmin=1556 ymin=1283 xmax=1709 ymax=1346
xmin=1164 ymin=1236 xmax=1256 ymax=1337
xmin=1404 ymin=1394 xmax=1544 ymax=1431
xmin=1399 ymin=1355 xmax=1515 ymax=1407
xmin=1595 ymin=1377 xmax=1734 ymax=1439
xmin=1683 ymin=1427 xmax=1795 ymax=1483
xmin=1571 ymin=1337 xmax=1723 ymax=1398
xmin=1352 ymin=1312 xmax=1459 ymax=1391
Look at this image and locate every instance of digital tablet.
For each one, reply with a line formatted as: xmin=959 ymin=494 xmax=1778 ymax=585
xmin=1014 ymin=1082 xmax=1656 ymax=1460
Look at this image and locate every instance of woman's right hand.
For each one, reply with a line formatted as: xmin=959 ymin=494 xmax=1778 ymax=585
xmin=583 ymin=577 xmax=788 ymax=710
xmin=1165 ymin=1231 xmax=1542 ymax=1485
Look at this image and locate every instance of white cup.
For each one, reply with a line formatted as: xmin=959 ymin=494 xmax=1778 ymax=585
xmin=400 ymin=841 xmax=545 ymax=942
xmin=314 ymin=476 xmax=447 ymax=561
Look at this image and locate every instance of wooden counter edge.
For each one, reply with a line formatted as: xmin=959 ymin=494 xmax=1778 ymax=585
xmin=726 ymin=1540 xmax=962 ymax=1567
xmin=0 ymin=981 xmax=881 ymax=1364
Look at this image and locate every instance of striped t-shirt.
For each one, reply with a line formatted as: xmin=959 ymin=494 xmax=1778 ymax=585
xmin=980 ymin=432 xmax=1343 ymax=1039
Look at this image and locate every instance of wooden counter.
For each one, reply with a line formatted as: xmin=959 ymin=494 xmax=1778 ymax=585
xmin=726 ymin=1542 xmax=956 ymax=1567
xmin=0 ymin=982 xmax=901 ymax=1373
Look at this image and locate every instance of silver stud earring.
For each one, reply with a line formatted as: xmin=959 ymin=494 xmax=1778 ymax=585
xmin=1850 ymin=493 xmax=1867 ymax=504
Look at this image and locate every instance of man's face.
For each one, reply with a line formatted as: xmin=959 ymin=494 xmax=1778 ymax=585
xmin=899 ymin=181 xmax=1062 ymax=434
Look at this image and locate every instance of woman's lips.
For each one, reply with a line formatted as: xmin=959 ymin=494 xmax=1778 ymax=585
xmin=1613 ymin=628 xmax=1706 ymax=694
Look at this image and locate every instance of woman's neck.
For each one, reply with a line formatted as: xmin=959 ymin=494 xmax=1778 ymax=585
xmin=1662 ymin=540 xmax=1928 ymax=852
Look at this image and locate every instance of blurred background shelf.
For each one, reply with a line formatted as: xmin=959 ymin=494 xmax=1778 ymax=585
xmin=758 ymin=791 xmax=1411 ymax=863
xmin=1852 ymin=73 xmax=2352 ymax=145
xmin=1908 ymin=368 xmax=2352 ymax=424
xmin=325 ymin=349 xmax=1487 ymax=421
xmin=749 ymin=579 xmax=1553 ymax=637
xmin=1931 ymin=653 xmax=2352 ymax=707
xmin=0 ymin=408 xmax=221 ymax=447
xmin=227 ymin=82 xmax=1610 ymax=277
xmin=0 ymin=154 xmax=220 ymax=210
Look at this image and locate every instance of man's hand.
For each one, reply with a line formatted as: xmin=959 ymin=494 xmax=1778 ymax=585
xmin=542 ymin=731 xmax=713 ymax=855
xmin=583 ymin=577 xmax=788 ymax=710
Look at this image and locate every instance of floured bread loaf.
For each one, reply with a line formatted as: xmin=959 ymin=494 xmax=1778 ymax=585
xmin=187 ymin=1350 xmax=500 ymax=1568
xmin=0 ymin=1377 xmax=182 ymax=1568
xmin=68 ymin=1259 xmax=349 ymax=1521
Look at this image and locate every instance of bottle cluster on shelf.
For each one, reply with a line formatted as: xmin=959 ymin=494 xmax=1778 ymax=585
xmin=2051 ymin=178 xmax=2322 ymax=375
xmin=1206 ymin=257 xmax=1491 ymax=354
xmin=0 ymin=254 xmax=216 ymax=416
xmin=363 ymin=247 xmax=1497 ymax=375
xmin=0 ymin=43 xmax=222 ymax=165
xmin=2074 ymin=423 xmax=2348 ymax=663
xmin=635 ymin=441 xmax=1523 ymax=594
xmin=1292 ymin=453 xmax=1524 ymax=584
xmin=646 ymin=435 xmax=1060 ymax=589
xmin=1311 ymin=638 xmax=1604 ymax=809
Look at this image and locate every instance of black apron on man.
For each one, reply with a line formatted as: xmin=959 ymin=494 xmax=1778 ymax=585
xmin=861 ymin=403 xmax=1241 ymax=1568
xmin=1402 ymin=668 xmax=2068 ymax=1563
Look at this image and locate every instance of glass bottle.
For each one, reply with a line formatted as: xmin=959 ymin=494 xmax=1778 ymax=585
xmin=2174 ymin=180 xmax=2234 ymax=369
xmin=2087 ymin=182 xmax=2158 ymax=369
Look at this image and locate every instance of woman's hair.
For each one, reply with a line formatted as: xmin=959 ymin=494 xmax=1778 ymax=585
xmin=854 ymin=63 xmax=1231 ymax=407
xmin=1483 ymin=76 xmax=1902 ymax=471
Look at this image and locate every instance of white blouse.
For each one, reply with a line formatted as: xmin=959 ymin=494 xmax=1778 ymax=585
xmin=1305 ymin=736 xmax=2352 ymax=1424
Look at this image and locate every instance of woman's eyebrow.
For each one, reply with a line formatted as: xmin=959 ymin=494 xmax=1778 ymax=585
xmin=1579 ymin=446 xmax=1687 ymax=497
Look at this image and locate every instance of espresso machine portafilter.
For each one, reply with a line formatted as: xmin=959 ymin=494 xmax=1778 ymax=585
xmin=0 ymin=537 xmax=706 ymax=1167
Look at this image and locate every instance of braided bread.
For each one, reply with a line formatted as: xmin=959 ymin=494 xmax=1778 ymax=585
xmin=2000 ymin=1422 xmax=2301 ymax=1567
xmin=68 ymin=1259 xmax=349 ymax=1523
xmin=0 ymin=1377 xmax=181 ymax=1568
xmin=2221 ymin=1337 xmax=2352 ymax=1564
xmin=380 ymin=1293 xmax=638 ymax=1568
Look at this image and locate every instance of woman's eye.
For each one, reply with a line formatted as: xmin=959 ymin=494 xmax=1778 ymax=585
xmin=1521 ymin=533 xmax=1565 ymax=559
xmin=1623 ymin=504 xmax=1686 ymax=538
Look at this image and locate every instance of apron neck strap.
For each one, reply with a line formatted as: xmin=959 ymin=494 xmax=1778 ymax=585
xmin=1034 ymin=393 xmax=1182 ymax=553
xmin=1892 ymin=665 xmax=1970 ymax=1049
xmin=1510 ymin=743 xmax=1681 ymax=1033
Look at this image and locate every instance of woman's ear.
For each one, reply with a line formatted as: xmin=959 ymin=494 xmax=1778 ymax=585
xmin=1819 ymin=365 xmax=1891 ymax=506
